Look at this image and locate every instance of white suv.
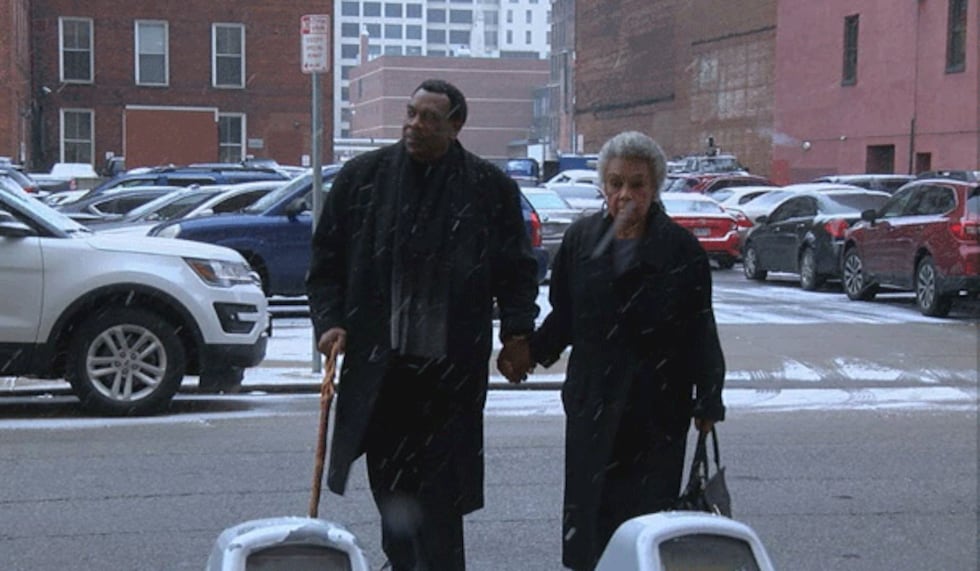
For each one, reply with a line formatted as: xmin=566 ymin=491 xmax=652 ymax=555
xmin=0 ymin=191 xmax=268 ymax=415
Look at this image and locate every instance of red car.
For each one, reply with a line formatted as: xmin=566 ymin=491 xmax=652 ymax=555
xmin=662 ymin=173 xmax=774 ymax=194
xmin=661 ymin=194 xmax=741 ymax=269
xmin=841 ymin=178 xmax=980 ymax=316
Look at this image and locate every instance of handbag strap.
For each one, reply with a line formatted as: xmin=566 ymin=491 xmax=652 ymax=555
xmin=690 ymin=428 xmax=723 ymax=479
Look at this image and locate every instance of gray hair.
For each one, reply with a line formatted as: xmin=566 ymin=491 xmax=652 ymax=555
xmin=596 ymin=131 xmax=668 ymax=192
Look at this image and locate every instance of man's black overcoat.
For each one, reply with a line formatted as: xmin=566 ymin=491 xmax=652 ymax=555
xmin=531 ymin=202 xmax=726 ymax=569
xmin=306 ymin=141 xmax=539 ymax=515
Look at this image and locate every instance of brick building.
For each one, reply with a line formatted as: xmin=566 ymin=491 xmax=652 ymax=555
xmin=5 ymin=0 xmax=331 ymax=172
xmin=0 ymin=0 xmax=31 ymax=164
xmin=347 ymin=54 xmax=549 ymax=160
xmin=773 ymin=0 xmax=978 ymax=182
xmin=573 ymin=0 xmax=777 ymax=177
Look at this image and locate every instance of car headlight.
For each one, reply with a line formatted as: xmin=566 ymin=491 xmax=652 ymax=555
xmin=152 ymin=223 xmax=182 ymax=238
xmin=185 ymin=258 xmax=259 ymax=288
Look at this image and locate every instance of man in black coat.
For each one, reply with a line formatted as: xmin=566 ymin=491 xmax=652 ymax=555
xmin=306 ymin=78 xmax=539 ymax=570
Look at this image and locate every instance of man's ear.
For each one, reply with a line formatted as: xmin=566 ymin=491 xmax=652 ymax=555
xmin=450 ymin=118 xmax=464 ymax=136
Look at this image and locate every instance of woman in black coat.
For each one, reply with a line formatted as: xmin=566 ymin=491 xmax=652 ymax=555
xmin=530 ymin=131 xmax=726 ymax=571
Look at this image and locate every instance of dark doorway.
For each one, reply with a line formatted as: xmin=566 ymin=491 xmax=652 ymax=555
xmin=866 ymin=145 xmax=895 ymax=173
xmin=914 ymin=152 xmax=932 ymax=175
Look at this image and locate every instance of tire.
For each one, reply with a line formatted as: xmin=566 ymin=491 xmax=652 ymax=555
xmin=915 ymin=255 xmax=952 ymax=317
xmin=799 ymin=247 xmax=825 ymax=291
xmin=65 ymin=307 xmax=186 ymax=416
xmin=198 ymin=366 xmax=245 ymax=394
xmin=842 ymin=248 xmax=878 ymax=301
xmin=742 ymin=244 xmax=767 ymax=280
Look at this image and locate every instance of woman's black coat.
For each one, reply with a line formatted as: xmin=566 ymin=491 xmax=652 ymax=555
xmin=306 ymin=141 xmax=539 ymax=515
xmin=531 ymin=202 xmax=726 ymax=569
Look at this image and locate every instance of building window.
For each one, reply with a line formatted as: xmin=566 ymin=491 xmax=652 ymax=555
xmin=385 ymin=24 xmax=403 ymax=39
xmin=506 ymin=30 xmax=513 ymax=44
xmin=341 ymin=23 xmax=360 ymax=38
xmin=59 ymin=17 xmax=93 ymax=83
xmin=384 ymin=45 xmax=402 ymax=55
xmin=213 ymin=23 xmax=244 ymax=88
xmin=526 ymin=9 xmax=532 ymax=23
xmin=365 ymin=24 xmax=381 ymax=38
xmin=341 ymin=65 xmax=353 ymax=79
xmin=407 ymin=3 xmax=422 ymax=18
xmin=341 ymin=44 xmax=359 ymax=59
xmin=525 ymin=30 xmax=532 ymax=44
xmin=450 ymin=10 xmax=472 ymax=24
xmin=218 ymin=114 xmax=245 ymax=163
xmin=841 ymin=14 xmax=859 ymax=85
xmin=429 ymin=29 xmax=446 ymax=43
xmin=428 ymin=9 xmax=446 ymax=23
xmin=135 ymin=21 xmax=168 ymax=86
xmin=449 ymin=30 xmax=470 ymax=45
xmin=406 ymin=45 xmax=423 ymax=55
xmin=485 ymin=30 xmax=498 ymax=48
xmin=341 ymin=1 xmax=359 ymax=16
xmin=506 ymin=10 xmax=513 ymax=23
xmin=429 ymin=49 xmax=446 ymax=56
xmin=385 ymin=3 xmax=403 ymax=17
xmin=406 ymin=25 xmax=423 ymax=40
xmin=484 ymin=11 xmax=498 ymax=25
xmin=368 ymin=45 xmax=381 ymax=57
xmin=946 ymin=0 xmax=967 ymax=73
xmin=61 ymin=109 xmax=94 ymax=163
xmin=364 ymin=2 xmax=381 ymax=17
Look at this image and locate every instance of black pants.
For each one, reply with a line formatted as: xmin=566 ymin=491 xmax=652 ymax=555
xmin=364 ymin=356 xmax=467 ymax=571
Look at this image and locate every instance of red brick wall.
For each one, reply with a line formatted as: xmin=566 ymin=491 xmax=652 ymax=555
xmin=28 ymin=0 xmax=331 ymax=170
xmin=574 ymin=0 xmax=776 ymax=177
xmin=0 ymin=0 xmax=32 ymax=163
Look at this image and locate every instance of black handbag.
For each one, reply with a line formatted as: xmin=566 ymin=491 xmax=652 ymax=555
xmin=675 ymin=427 xmax=732 ymax=517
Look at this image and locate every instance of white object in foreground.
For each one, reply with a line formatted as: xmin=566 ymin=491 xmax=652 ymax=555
xmin=595 ymin=511 xmax=776 ymax=571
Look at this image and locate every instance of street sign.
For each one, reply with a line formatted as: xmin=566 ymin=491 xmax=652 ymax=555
xmin=301 ymin=14 xmax=331 ymax=74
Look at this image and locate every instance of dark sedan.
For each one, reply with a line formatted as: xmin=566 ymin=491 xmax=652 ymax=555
xmin=741 ymin=189 xmax=890 ymax=290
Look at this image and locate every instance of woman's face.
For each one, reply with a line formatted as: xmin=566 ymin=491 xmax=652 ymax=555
xmin=602 ymin=157 xmax=657 ymax=219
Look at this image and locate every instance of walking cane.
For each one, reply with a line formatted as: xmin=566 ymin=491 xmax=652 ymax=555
xmin=309 ymin=343 xmax=340 ymax=519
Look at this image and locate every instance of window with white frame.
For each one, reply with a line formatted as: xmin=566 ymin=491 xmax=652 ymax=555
xmin=61 ymin=109 xmax=94 ymax=164
xmin=213 ymin=24 xmax=245 ymax=88
xmin=135 ymin=21 xmax=168 ymax=86
xmin=59 ymin=17 xmax=93 ymax=83
xmin=218 ymin=114 xmax=245 ymax=163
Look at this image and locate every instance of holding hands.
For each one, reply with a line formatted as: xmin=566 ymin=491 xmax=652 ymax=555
xmin=497 ymin=334 xmax=534 ymax=384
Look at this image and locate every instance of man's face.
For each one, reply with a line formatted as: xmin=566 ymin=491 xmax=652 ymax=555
xmin=403 ymin=89 xmax=462 ymax=163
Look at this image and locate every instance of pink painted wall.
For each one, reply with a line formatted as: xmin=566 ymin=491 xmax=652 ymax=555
xmin=773 ymin=0 xmax=978 ymax=183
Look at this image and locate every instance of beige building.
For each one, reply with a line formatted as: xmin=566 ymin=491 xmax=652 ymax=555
xmin=347 ymin=54 xmax=549 ymax=161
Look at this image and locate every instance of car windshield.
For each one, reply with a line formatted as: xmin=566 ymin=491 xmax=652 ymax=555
xmin=661 ymin=197 xmax=725 ymax=214
xmin=526 ymin=192 xmax=570 ymax=210
xmin=744 ymin=190 xmax=792 ymax=209
xmin=824 ymin=193 xmax=890 ymax=213
xmin=1 ymin=191 xmax=91 ymax=234
xmin=553 ymin=185 xmax=601 ymax=200
xmin=245 ymin=170 xmax=315 ymax=213
xmin=127 ymin=190 xmax=222 ymax=221
xmin=661 ymin=177 xmax=692 ymax=193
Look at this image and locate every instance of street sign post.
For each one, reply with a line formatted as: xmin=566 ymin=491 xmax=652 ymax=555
xmin=302 ymin=14 xmax=330 ymax=373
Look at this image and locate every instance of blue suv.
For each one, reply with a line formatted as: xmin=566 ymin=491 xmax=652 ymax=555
xmin=150 ymin=166 xmax=548 ymax=297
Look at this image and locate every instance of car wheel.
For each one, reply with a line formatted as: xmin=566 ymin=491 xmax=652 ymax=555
xmin=915 ymin=255 xmax=952 ymax=317
xmin=799 ymin=247 xmax=824 ymax=291
xmin=66 ymin=307 xmax=186 ymax=416
xmin=742 ymin=244 xmax=767 ymax=280
xmin=842 ymin=248 xmax=878 ymax=301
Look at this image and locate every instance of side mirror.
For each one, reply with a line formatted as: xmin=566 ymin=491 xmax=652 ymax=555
xmin=860 ymin=208 xmax=877 ymax=222
xmin=755 ymin=214 xmax=769 ymax=225
xmin=285 ymin=197 xmax=308 ymax=219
